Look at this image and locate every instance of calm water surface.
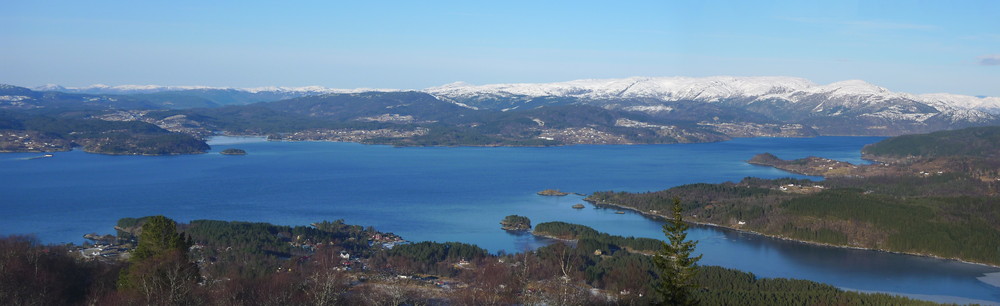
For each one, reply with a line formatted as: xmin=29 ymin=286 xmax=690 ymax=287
xmin=1 ymin=136 xmax=997 ymax=304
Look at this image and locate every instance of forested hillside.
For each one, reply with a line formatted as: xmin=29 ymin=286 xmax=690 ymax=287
xmin=0 ymin=111 xmax=208 ymax=154
xmin=863 ymin=125 xmax=1000 ymax=159
xmin=0 ymin=218 xmax=934 ymax=305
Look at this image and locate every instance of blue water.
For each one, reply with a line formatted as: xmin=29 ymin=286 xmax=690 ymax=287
xmin=1 ymin=136 xmax=997 ymax=304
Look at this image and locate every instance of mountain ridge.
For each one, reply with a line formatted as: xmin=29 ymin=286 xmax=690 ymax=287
xmin=27 ymin=76 xmax=1000 ymax=115
xmin=5 ymin=76 xmax=1000 ymax=146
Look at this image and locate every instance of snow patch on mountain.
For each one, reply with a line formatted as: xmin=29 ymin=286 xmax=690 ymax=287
xmin=859 ymin=110 xmax=935 ymax=122
xmin=427 ymin=77 xmax=1000 ymax=124
xmin=796 ymin=80 xmax=892 ymax=98
xmin=623 ymin=105 xmax=674 ymax=113
xmin=242 ymin=86 xmax=403 ymax=94
xmin=425 ymin=76 xmax=815 ymax=102
xmin=0 ymin=95 xmax=31 ymax=102
xmin=35 ymin=84 xmax=67 ymax=91
xmin=917 ymin=93 xmax=1000 ymax=114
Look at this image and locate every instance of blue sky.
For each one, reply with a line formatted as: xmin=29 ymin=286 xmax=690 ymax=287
xmin=3 ymin=1 xmax=998 ymax=96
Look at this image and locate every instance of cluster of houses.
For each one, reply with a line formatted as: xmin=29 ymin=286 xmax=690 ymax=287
xmin=536 ymin=127 xmax=631 ymax=145
xmin=918 ymin=170 xmax=944 ymax=177
xmin=270 ymin=128 xmax=430 ymax=142
xmin=72 ymin=243 xmax=131 ymax=261
xmin=369 ymin=232 xmax=406 ymax=249
xmin=0 ymin=131 xmax=69 ymax=152
xmin=777 ymin=183 xmax=826 ymax=194
xmin=69 ymin=224 xmax=413 ymax=279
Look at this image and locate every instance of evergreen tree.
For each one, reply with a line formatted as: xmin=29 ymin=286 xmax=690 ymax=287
xmin=654 ymin=198 xmax=702 ymax=305
xmin=118 ymin=216 xmax=198 ymax=305
xmin=130 ymin=215 xmax=190 ymax=262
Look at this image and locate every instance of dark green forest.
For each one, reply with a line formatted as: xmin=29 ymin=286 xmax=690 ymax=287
xmin=863 ymin=125 xmax=1000 ymax=159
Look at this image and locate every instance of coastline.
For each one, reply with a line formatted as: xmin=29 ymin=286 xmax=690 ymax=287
xmin=530 ymin=231 xmax=657 ymax=256
xmin=81 ymin=149 xmax=208 ymax=156
xmin=224 ymin=132 xmax=730 ymax=148
xmin=529 ymin=232 xmax=576 ymax=243
xmin=585 ymin=199 xmax=1000 ymax=269
xmin=0 ymin=148 xmax=71 ymax=153
xmin=0 ymin=147 xmax=206 ymax=156
xmin=187 ymin=134 xmax=892 ymax=150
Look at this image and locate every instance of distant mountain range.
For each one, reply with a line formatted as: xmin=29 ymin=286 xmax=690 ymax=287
xmin=30 ymin=83 xmax=399 ymax=108
xmin=33 ymin=76 xmax=1000 ymax=112
xmin=33 ymin=83 xmax=395 ymax=95
xmin=3 ymin=76 xmax=1000 ymax=150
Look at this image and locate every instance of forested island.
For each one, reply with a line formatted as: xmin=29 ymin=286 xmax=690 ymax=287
xmin=537 ymin=189 xmax=569 ymax=196
xmin=219 ymin=148 xmax=246 ymax=155
xmin=0 ymin=216 xmax=933 ymax=305
xmin=499 ymin=215 xmax=531 ymax=231
xmin=588 ymin=126 xmax=1000 ymax=266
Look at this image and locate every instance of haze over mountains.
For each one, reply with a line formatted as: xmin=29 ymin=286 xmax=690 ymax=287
xmin=4 ymin=76 xmax=1000 ymax=151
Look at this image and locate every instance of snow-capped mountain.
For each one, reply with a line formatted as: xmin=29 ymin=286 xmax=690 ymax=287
xmin=426 ymin=76 xmax=816 ymax=103
xmin=23 ymin=76 xmax=1000 ymax=136
xmin=421 ymin=76 xmax=1000 ymax=135
xmin=425 ymin=77 xmax=993 ymax=112
xmin=426 ymin=77 xmax=999 ymax=124
xmin=916 ymin=93 xmax=1000 ymax=115
xmin=35 ymin=76 xmax=999 ymax=117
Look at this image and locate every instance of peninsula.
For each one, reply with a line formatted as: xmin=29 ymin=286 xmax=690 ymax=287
xmin=588 ymin=126 xmax=1000 ymax=267
xmin=747 ymin=153 xmax=861 ymax=177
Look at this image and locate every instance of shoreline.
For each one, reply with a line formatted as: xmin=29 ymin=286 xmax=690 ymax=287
xmin=2 ymin=134 xmax=888 ymax=155
xmin=214 ymin=134 xmax=889 ymax=149
xmin=529 ymin=232 xmax=577 ymax=243
xmin=0 ymin=147 xmax=206 ymax=156
xmin=585 ymin=199 xmax=1000 ymax=269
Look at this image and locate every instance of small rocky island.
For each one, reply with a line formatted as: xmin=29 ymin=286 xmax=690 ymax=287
xmin=537 ymin=189 xmax=569 ymax=196
xmin=500 ymin=215 xmax=532 ymax=231
xmin=220 ymin=148 xmax=247 ymax=155
xmin=572 ymin=203 xmax=585 ymax=209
